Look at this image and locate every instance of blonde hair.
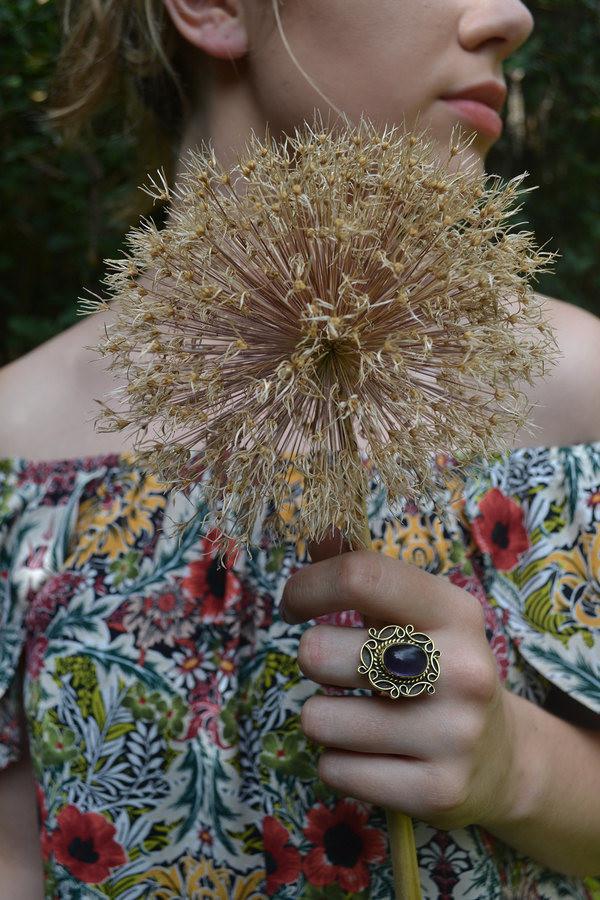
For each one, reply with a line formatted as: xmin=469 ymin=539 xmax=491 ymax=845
xmin=46 ymin=0 xmax=344 ymax=221
xmin=46 ymin=0 xmax=203 ymax=221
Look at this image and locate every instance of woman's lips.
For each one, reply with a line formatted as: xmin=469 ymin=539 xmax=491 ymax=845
xmin=442 ymin=98 xmax=503 ymax=139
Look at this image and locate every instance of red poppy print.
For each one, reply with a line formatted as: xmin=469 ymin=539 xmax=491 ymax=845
xmin=263 ymin=815 xmax=302 ymax=895
xmin=302 ymin=799 xmax=387 ymax=892
xmin=181 ymin=529 xmax=242 ymax=623
xmin=472 ymin=487 xmax=530 ymax=571
xmin=50 ymin=805 xmax=127 ymax=883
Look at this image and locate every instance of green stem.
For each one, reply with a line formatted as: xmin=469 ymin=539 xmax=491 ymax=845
xmin=343 ymin=419 xmax=423 ymax=900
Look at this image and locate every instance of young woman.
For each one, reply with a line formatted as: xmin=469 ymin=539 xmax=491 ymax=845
xmin=1 ymin=1 xmax=599 ymax=897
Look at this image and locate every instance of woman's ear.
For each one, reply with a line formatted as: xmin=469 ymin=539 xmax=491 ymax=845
xmin=163 ymin=0 xmax=249 ymax=60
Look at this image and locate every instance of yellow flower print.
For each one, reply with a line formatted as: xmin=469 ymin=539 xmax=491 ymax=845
xmin=65 ymin=469 xmax=168 ymax=568
xmin=274 ymin=460 xmax=304 ymax=528
xmin=142 ymin=855 xmax=265 ymax=899
xmin=371 ymin=513 xmax=455 ymax=575
xmin=274 ymin=454 xmax=463 ymax=567
xmin=545 ymin=523 xmax=600 ymax=630
xmin=272 ymin=460 xmax=307 ymax=559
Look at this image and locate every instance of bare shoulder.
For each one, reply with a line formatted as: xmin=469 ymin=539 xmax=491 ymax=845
xmin=511 ymin=292 xmax=600 ymax=448
xmin=0 ymin=293 xmax=598 ymax=462
xmin=0 ymin=307 xmax=133 ymax=461
xmin=541 ymin=292 xmax=600 ymax=346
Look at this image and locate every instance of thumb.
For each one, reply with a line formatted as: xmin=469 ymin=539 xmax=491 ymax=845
xmin=307 ymin=526 xmax=389 ymax=636
xmin=307 ymin=525 xmax=352 ymax=563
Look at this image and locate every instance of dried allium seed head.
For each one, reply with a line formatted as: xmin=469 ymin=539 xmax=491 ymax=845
xmin=81 ymin=111 xmax=560 ymax=560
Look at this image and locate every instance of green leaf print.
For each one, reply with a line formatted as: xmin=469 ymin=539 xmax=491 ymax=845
xmin=107 ymin=549 xmax=141 ymax=586
xmin=39 ymin=722 xmax=79 ymax=765
xmin=544 ymin=498 xmax=567 ymax=535
xmin=559 ymin=447 xmax=585 ymax=522
xmin=227 ymin=821 xmax=264 ymax=857
xmin=50 ymin=468 xmax=106 ymax=572
xmin=155 ymin=696 xmax=187 ymax=739
xmin=54 ymin=654 xmax=97 ymax=718
xmin=523 ymin=577 xmax=577 ymax=642
xmin=449 ymin=539 xmax=474 ymax=575
xmin=583 ymin=875 xmax=600 ymax=900
xmin=105 ymin=721 xmax=135 ymax=742
xmin=67 ymin=645 xmax=169 ymax=691
xmin=266 ymin=544 xmax=287 ymax=573
xmin=220 ymin=690 xmax=253 ymax=745
xmin=174 ymin=742 xmax=238 ymax=854
xmin=123 ymin=683 xmax=162 ymax=720
xmin=91 ymin=686 xmax=106 ymax=729
xmin=260 ymin=730 xmax=315 ymax=780
xmin=123 ymin=500 xmax=210 ymax=595
xmin=525 ymin=641 xmax=600 ymax=708
xmin=449 ymin=539 xmax=465 ymax=564
xmin=262 ymin=650 xmax=304 ymax=691
xmin=141 ymin=821 xmax=176 ymax=856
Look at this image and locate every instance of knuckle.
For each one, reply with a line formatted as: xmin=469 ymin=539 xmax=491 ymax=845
xmin=455 ymin=711 xmax=486 ymax=753
xmin=471 ymin=660 xmax=498 ymax=704
xmin=452 ymin=653 xmax=498 ymax=703
xmin=297 ymin=627 xmax=321 ymax=678
xmin=466 ymin=595 xmax=487 ymax=630
xmin=281 ymin=570 xmax=300 ymax=607
xmin=300 ymin=697 xmax=322 ymax=741
xmin=318 ymin=752 xmax=342 ymax=789
xmin=335 ymin=554 xmax=365 ymax=604
xmin=475 ymin=662 xmax=499 ymax=704
xmin=317 ymin=752 xmax=332 ymax=783
xmin=425 ymin=765 xmax=468 ymax=816
xmin=336 ymin=551 xmax=381 ymax=605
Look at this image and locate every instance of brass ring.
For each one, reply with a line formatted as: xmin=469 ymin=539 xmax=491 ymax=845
xmin=357 ymin=623 xmax=441 ymax=699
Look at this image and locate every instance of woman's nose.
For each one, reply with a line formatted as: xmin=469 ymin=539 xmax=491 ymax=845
xmin=458 ymin=0 xmax=535 ymax=62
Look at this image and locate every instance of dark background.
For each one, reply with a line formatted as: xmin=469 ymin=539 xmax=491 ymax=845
xmin=1 ymin=0 xmax=599 ymax=367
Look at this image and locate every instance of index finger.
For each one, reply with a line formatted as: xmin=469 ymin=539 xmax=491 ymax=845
xmin=281 ymin=550 xmax=479 ymax=629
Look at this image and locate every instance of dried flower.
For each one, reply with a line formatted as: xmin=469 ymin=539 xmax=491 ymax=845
xmin=81 ymin=112 xmax=559 ymax=559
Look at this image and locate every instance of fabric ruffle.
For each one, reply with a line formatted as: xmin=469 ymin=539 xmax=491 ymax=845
xmin=462 ymin=441 xmax=600 ymax=714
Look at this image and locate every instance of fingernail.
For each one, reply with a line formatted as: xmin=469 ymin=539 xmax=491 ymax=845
xmin=280 ymin=603 xmax=294 ymax=624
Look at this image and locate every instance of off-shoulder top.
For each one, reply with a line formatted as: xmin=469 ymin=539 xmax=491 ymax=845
xmin=0 ymin=442 xmax=599 ymax=899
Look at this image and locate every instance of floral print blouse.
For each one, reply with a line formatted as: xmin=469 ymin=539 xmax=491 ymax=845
xmin=1 ymin=442 xmax=599 ymax=900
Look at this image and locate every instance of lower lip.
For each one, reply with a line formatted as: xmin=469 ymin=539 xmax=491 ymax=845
xmin=442 ymin=98 xmax=503 ymax=139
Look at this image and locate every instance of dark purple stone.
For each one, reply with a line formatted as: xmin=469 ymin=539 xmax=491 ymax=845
xmin=383 ymin=643 xmax=428 ymax=679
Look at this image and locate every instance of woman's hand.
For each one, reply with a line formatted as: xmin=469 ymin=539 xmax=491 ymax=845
xmin=280 ymin=535 xmax=521 ymax=833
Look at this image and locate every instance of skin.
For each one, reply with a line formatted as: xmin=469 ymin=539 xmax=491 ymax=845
xmin=160 ymin=1 xmax=600 ymax=870
xmin=285 ymin=535 xmax=521 ymax=832
xmin=165 ymin=0 xmax=535 ymax=181
xmin=283 ymin=536 xmax=600 ymax=876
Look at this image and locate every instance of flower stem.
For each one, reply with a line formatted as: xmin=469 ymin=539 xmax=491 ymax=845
xmin=343 ymin=421 xmax=423 ymax=900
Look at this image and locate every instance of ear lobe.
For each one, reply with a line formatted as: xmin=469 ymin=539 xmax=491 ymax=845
xmin=163 ymin=0 xmax=249 ymax=60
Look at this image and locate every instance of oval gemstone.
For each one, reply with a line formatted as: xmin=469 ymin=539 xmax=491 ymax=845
xmin=383 ymin=643 xmax=428 ymax=679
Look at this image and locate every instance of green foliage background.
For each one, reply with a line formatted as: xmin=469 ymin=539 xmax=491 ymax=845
xmin=1 ymin=0 xmax=599 ymax=368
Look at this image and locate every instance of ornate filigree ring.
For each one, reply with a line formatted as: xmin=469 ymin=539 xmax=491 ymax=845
xmin=357 ymin=624 xmax=441 ymax=699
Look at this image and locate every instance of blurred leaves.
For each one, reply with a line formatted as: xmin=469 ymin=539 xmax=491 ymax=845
xmin=0 ymin=0 xmax=598 ymax=366
xmin=0 ymin=0 xmax=170 ymax=365
xmin=487 ymin=0 xmax=600 ymax=318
